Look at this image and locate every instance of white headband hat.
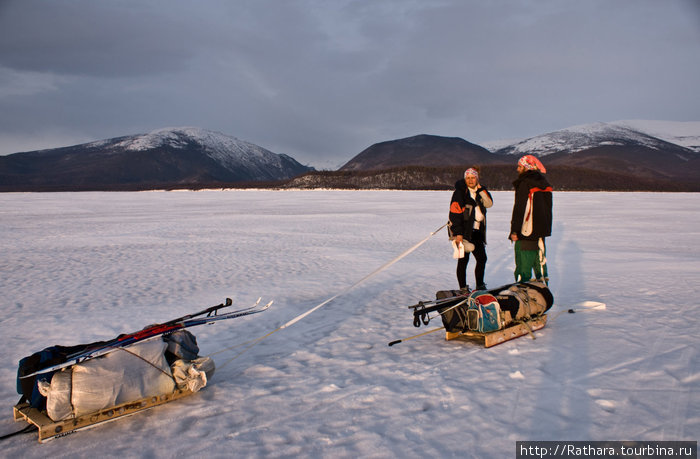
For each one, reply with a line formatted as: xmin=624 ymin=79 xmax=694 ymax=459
xmin=464 ymin=168 xmax=479 ymax=180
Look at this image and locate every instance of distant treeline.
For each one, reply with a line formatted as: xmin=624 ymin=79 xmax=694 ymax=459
xmin=2 ymin=165 xmax=698 ymax=192
xmin=279 ymin=165 xmax=699 ymax=192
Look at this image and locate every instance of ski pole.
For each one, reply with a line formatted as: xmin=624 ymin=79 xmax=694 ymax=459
xmin=411 ymin=297 xmax=468 ymax=327
xmin=415 ymin=298 xmax=468 ymax=327
xmin=388 ymin=326 xmax=445 ymax=346
xmin=389 ymin=298 xmax=469 ymax=346
xmin=549 ymin=301 xmax=606 ymax=321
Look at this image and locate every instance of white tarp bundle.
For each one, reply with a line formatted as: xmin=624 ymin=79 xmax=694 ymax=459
xmin=171 ymin=357 xmax=215 ymax=393
xmin=40 ymin=339 xmax=176 ymax=421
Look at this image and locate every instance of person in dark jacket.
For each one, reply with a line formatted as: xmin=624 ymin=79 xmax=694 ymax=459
xmin=449 ymin=166 xmax=493 ymax=291
xmin=509 ymin=155 xmax=553 ymax=283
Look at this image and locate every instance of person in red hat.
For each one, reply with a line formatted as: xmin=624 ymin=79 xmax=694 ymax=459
xmin=448 ymin=166 xmax=493 ymax=291
xmin=509 ymin=155 xmax=553 ymax=284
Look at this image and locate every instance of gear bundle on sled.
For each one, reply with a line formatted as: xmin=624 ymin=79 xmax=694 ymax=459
xmin=12 ymin=297 xmax=270 ymax=442
xmin=409 ymin=281 xmax=553 ymax=347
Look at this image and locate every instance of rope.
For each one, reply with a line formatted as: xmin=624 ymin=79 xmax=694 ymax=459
xmin=511 ymin=288 xmax=532 ymax=318
xmin=205 ymin=335 xmax=264 ymax=357
xmin=512 ymin=316 xmax=537 ymax=340
xmin=118 ymin=346 xmax=174 ymax=379
xmin=216 ymin=222 xmax=448 ymax=370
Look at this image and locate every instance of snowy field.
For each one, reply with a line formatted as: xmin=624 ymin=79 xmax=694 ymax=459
xmin=0 ymin=190 xmax=698 ymax=457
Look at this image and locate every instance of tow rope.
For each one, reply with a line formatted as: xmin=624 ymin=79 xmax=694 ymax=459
xmin=215 ymin=222 xmax=448 ymax=370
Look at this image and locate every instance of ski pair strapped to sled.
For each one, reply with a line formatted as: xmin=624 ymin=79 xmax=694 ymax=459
xmin=11 ymin=296 xmax=271 ymax=443
xmin=19 ymin=297 xmax=272 ymax=380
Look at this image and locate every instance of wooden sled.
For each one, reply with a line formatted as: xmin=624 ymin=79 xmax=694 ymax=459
xmin=13 ymin=387 xmax=195 ymax=443
xmin=445 ymin=314 xmax=547 ymax=348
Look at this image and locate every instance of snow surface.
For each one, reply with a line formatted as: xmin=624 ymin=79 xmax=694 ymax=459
xmin=1 ymin=190 xmax=699 ymax=457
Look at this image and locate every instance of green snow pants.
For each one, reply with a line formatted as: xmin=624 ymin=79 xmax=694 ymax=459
xmin=514 ymin=239 xmax=548 ymax=284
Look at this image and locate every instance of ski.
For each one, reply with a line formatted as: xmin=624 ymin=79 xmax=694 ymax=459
xmin=175 ymin=299 xmax=272 ymax=327
xmin=20 ymin=297 xmax=272 ymax=379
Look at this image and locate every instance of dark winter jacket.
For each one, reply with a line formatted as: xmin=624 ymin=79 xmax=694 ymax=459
xmin=510 ymin=170 xmax=553 ymax=240
xmin=449 ymin=179 xmax=493 ymax=243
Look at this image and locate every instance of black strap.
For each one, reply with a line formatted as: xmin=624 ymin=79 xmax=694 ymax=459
xmin=0 ymin=424 xmax=37 ymax=441
xmin=521 ymin=281 xmax=554 ymax=309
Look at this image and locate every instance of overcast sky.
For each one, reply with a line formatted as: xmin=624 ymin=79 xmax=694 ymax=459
xmin=1 ymin=0 xmax=699 ymax=168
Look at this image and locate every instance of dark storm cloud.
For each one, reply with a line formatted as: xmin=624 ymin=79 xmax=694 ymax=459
xmin=0 ymin=0 xmax=699 ymax=167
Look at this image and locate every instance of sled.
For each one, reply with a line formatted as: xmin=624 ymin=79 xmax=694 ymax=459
xmin=445 ymin=314 xmax=547 ymax=347
xmin=13 ymin=386 xmax=195 ymax=443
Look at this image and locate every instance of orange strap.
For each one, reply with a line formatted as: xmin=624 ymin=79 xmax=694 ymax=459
xmin=524 ymin=187 xmax=553 ymax=223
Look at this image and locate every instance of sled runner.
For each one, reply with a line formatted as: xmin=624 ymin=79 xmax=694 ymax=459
xmin=13 ymin=386 xmax=195 ymax=443
xmin=444 ymin=314 xmax=547 ymax=347
xmin=13 ymin=337 xmax=211 ymax=443
xmin=407 ymin=281 xmax=553 ymax=347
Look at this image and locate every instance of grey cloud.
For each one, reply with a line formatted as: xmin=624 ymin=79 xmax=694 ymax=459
xmin=0 ymin=0 xmax=699 ymax=165
xmin=0 ymin=0 xmax=197 ymax=77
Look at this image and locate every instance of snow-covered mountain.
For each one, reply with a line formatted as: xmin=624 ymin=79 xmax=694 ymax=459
xmin=491 ymin=122 xmax=693 ymax=156
xmin=332 ymin=121 xmax=700 ymax=186
xmin=100 ymin=127 xmax=312 ymax=180
xmin=610 ymin=120 xmax=700 ymax=152
xmin=0 ymin=127 xmax=314 ymax=191
xmin=481 ymin=121 xmax=700 ymax=180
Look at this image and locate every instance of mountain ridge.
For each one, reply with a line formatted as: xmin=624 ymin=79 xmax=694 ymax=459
xmin=491 ymin=121 xmax=697 ymax=159
xmin=285 ymin=120 xmax=699 ymax=191
xmin=482 ymin=120 xmax=700 ymax=154
xmin=0 ymin=127 xmax=314 ymax=191
xmin=1 ymin=120 xmax=698 ymax=192
xmin=339 ymin=133 xmax=506 ymax=171
xmin=336 ymin=121 xmax=700 ymax=181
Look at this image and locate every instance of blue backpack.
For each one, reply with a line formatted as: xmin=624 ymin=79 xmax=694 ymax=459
xmin=467 ymin=291 xmax=502 ymax=333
